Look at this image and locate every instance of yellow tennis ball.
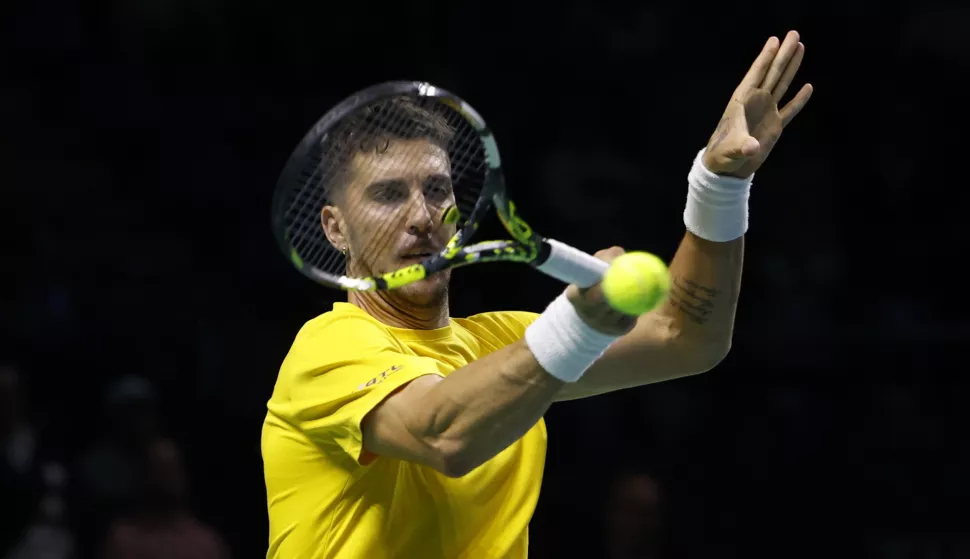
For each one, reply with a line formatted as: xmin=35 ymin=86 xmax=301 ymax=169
xmin=601 ymin=252 xmax=671 ymax=316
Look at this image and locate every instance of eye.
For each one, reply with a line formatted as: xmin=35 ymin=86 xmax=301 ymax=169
xmin=424 ymin=176 xmax=453 ymax=203
xmin=371 ymin=183 xmax=406 ymax=203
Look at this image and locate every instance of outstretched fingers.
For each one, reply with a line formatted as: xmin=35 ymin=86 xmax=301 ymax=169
xmin=738 ymin=36 xmax=781 ymax=92
xmin=762 ymin=31 xmax=801 ymax=93
xmin=780 ymin=83 xmax=814 ymax=126
xmin=771 ymin=40 xmax=805 ymax=103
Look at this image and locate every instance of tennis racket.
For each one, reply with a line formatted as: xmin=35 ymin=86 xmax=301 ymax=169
xmin=271 ymin=81 xmax=611 ymax=292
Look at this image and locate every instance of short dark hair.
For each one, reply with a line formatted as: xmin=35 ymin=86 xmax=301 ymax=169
xmin=321 ymin=96 xmax=455 ymax=202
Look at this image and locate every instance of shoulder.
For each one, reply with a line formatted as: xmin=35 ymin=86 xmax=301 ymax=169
xmin=454 ymin=310 xmax=540 ymax=344
xmin=290 ymin=304 xmax=402 ymax=356
xmin=277 ymin=305 xmax=406 ymax=384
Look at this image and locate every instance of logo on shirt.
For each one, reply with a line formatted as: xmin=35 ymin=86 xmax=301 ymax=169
xmin=356 ymin=364 xmax=404 ymax=391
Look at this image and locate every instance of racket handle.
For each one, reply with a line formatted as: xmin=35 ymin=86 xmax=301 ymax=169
xmin=535 ymin=238 xmax=609 ymax=289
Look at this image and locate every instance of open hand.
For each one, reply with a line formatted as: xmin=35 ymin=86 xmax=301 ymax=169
xmin=703 ymin=30 xmax=814 ymax=178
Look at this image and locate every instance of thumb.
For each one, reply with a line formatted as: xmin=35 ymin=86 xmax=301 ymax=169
xmin=724 ymin=110 xmax=759 ymax=158
xmin=719 ymin=130 xmax=760 ymax=160
xmin=740 ymin=136 xmax=760 ymax=157
xmin=710 ymin=107 xmax=758 ymax=160
xmin=727 ymin=97 xmax=763 ymax=158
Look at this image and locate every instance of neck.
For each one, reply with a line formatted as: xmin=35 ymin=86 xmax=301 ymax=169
xmin=348 ymin=290 xmax=450 ymax=330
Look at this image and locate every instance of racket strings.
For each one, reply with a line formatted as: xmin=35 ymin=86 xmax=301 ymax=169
xmin=287 ymin=155 xmax=337 ymax=271
xmin=280 ymin=95 xmax=487 ymax=282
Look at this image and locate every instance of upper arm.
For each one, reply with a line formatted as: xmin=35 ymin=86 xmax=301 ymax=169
xmin=360 ymin=374 xmax=446 ymax=468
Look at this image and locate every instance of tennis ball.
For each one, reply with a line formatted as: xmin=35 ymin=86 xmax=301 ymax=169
xmin=601 ymin=252 xmax=671 ymax=316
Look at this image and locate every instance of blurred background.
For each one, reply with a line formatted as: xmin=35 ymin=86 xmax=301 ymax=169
xmin=2 ymin=0 xmax=968 ymax=557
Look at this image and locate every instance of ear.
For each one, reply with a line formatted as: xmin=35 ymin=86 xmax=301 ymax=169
xmin=321 ymin=205 xmax=349 ymax=253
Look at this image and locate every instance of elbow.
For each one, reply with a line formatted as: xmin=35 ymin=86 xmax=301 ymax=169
xmin=689 ymin=336 xmax=732 ymax=374
xmin=429 ymin=436 xmax=479 ymax=478
xmin=668 ymin=322 xmax=732 ymax=375
xmin=438 ymin=449 xmax=479 ymax=479
xmin=439 ymin=454 xmax=476 ymax=478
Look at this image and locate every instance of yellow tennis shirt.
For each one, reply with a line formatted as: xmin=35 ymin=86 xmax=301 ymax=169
xmin=262 ymin=302 xmax=545 ymax=559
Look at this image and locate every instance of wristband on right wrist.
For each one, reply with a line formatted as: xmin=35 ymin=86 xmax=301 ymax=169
xmin=524 ymin=292 xmax=619 ymax=383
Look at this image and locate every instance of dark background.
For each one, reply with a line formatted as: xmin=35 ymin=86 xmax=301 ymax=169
xmin=2 ymin=0 xmax=968 ymax=557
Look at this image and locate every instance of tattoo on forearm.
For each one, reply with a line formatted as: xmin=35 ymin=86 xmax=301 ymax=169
xmin=667 ymin=277 xmax=719 ymax=325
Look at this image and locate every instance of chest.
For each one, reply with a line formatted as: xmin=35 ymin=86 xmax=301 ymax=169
xmin=404 ymin=336 xmax=492 ymax=373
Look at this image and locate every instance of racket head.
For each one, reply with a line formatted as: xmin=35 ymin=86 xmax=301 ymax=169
xmin=271 ymin=81 xmax=502 ymax=291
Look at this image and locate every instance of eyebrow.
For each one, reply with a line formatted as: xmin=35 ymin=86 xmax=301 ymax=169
xmin=366 ymin=178 xmax=408 ymax=192
xmin=425 ymin=173 xmax=453 ymax=187
xmin=365 ymin=173 xmax=452 ymax=191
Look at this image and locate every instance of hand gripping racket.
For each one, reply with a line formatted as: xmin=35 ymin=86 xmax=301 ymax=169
xmin=271 ymin=81 xmax=612 ymax=292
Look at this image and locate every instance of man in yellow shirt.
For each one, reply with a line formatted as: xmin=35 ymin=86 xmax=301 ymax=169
xmin=263 ymin=32 xmax=812 ymax=558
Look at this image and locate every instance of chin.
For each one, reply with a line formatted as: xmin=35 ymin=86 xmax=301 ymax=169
xmin=398 ymin=272 xmax=450 ymax=308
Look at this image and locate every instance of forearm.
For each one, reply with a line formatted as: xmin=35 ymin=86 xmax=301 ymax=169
xmin=418 ymin=340 xmax=562 ymax=475
xmin=557 ymin=187 xmax=745 ymax=401
xmin=645 ymin=147 xmax=750 ymax=363
xmin=557 ymin=233 xmax=741 ymax=401
xmin=661 ymin=230 xmax=743 ymax=356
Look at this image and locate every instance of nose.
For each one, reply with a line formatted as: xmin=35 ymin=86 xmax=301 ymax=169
xmin=404 ymin=191 xmax=435 ymax=235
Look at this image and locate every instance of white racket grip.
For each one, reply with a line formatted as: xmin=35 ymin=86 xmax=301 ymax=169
xmin=535 ymin=238 xmax=609 ymax=288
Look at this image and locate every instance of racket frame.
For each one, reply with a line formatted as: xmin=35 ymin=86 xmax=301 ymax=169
xmin=272 ymin=81 xmax=606 ymax=292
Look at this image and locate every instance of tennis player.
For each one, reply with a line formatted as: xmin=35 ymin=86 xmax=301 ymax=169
xmin=262 ymin=31 xmax=812 ymax=559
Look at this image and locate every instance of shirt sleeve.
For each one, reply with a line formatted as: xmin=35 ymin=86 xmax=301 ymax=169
xmin=269 ymin=315 xmax=445 ymax=464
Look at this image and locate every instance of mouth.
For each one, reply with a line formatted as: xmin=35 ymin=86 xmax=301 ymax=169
xmin=400 ymin=251 xmax=435 ymax=262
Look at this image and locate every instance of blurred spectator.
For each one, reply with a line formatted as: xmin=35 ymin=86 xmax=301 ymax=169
xmin=5 ymin=462 xmax=75 ymax=559
xmin=102 ymin=437 xmax=229 ymax=559
xmin=75 ymin=376 xmax=160 ymax=556
xmin=0 ymin=364 xmax=42 ymax=556
xmin=603 ymin=469 xmax=666 ymax=559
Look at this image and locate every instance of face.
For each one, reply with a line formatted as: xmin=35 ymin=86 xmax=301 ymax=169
xmin=321 ymin=138 xmax=458 ymax=307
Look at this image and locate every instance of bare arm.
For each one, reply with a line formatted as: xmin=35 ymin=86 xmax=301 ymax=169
xmin=361 ymin=339 xmax=562 ymax=477
xmin=557 ymin=232 xmax=741 ymax=401
xmin=557 ymin=31 xmax=813 ymax=401
xmin=361 ymin=271 xmax=636 ymax=477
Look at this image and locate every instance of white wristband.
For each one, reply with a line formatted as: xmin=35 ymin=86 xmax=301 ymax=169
xmin=684 ymin=148 xmax=753 ymax=242
xmin=524 ymin=292 xmax=620 ymax=383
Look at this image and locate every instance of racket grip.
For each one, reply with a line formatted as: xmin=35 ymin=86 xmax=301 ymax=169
xmin=535 ymin=239 xmax=609 ymax=289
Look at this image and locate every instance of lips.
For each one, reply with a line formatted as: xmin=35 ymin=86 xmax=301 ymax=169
xmin=400 ymin=243 xmax=439 ymax=258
